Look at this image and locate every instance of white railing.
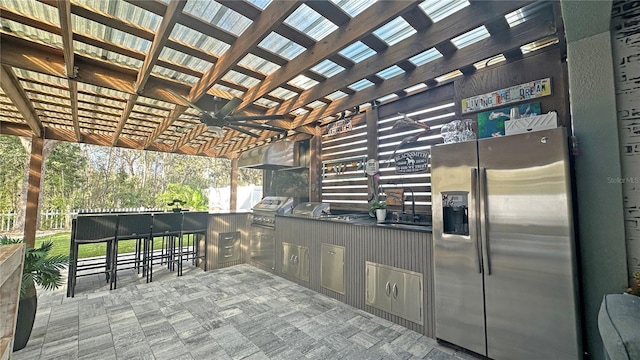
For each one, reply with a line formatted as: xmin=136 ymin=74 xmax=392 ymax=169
xmin=0 ymin=207 xmax=164 ymax=232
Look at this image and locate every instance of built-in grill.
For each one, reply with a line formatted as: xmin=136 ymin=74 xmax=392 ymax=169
xmin=250 ymin=196 xmax=294 ymax=228
xmin=249 ymin=196 xmax=294 ymax=271
xmin=292 ymin=202 xmax=331 ymax=218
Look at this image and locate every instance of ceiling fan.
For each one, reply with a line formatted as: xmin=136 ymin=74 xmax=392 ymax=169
xmin=164 ymin=89 xmax=290 ymax=138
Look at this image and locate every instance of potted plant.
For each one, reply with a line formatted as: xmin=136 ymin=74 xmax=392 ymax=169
xmin=0 ymin=235 xmax=68 ymax=351
xmin=371 ymin=200 xmax=387 ymax=222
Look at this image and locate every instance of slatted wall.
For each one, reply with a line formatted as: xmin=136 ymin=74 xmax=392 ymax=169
xmin=377 ymin=100 xmax=456 ymax=213
xmin=320 ymin=96 xmax=456 ymax=213
xmin=320 ymin=113 xmax=369 ymax=211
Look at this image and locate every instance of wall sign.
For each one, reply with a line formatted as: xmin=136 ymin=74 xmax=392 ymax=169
xmin=394 ymin=151 xmax=429 ymax=174
xmin=462 ymin=78 xmax=552 ymax=114
xmin=326 ymin=119 xmax=352 ymax=136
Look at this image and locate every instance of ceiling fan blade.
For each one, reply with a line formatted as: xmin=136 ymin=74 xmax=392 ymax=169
xmin=226 ymin=124 xmax=260 ymax=138
xmin=230 ymin=122 xmax=287 ymax=133
xmin=216 ymin=97 xmax=242 ymax=120
xmin=228 ymin=114 xmax=286 ymax=121
xmin=166 ymin=88 xmax=206 ymax=114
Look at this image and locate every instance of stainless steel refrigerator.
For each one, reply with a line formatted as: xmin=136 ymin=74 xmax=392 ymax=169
xmin=431 ymin=127 xmax=581 ymax=359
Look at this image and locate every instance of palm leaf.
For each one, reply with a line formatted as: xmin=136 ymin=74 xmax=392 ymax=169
xmin=1 ymin=236 xmax=68 ymax=297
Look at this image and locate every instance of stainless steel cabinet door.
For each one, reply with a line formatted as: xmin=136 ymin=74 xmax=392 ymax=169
xmin=398 ymin=272 xmax=423 ymax=325
xmin=478 ymin=128 xmax=580 ymax=360
xmin=365 ymin=262 xmax=392 ymax=312
xmin=282 ymin=242 xmax=309 ymax=282
xmin=282 ymin=242 xmax=297 ymax=277
xmin=321 ymin=244 xmax=345 ymax=294
xmin=297 ymin=245 xmax=309 ymax=282
xmin=250 ymin=227 xmax=275 ymax=271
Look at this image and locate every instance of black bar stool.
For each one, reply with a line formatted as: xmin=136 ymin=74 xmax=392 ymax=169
xmin=148 ymin=212 xmax=183 ymax=281
xmin=111 ymin=213 xmax=152 ymax=289
xmin=181 ymin=211 xmax=209 ymax=271
xmin=68 ymin=214 xmax=118 ymax=297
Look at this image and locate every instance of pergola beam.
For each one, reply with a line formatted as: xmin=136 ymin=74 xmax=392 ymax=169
xmin=188 ymin=1 xmax=303 ymax=103
xmin=212 ymin=12 xmax=554 ymax=158
xmin=112 ymin=0 xmax=186 ymax=146
xmin=135 ymin=0 xmax=186 ymax=94
xmin=0 ymin=65 xmax=43 ymax=137
xmin=262 ymin=0 xmax=532 ymax=124
xmin=0 ymin=33 xmax=235 ymax=113
xmin=197 ymin=0 xmax=531 ymax=155
xmin=163 ymin=0 xmax=302 ymax=150
xmin=235 ymin=0 xmax=420 ymax=113
xmin=56 ymin=0 xmax=81 ymax=141
xmin=143 ymin=105 xmax=188 ymax=148
xmin=68 ymin=80 xmax=81 ymax=141
xmin=294 ymin=13 xmax=556 ymax=132
xmin=0 ymin=121 xmax=206 ymax=155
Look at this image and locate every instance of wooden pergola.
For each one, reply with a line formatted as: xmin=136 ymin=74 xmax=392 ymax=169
xmin=0 ymin=0 xmax=562 ymax=245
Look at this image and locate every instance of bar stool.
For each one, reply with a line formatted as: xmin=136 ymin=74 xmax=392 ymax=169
xmin=68 ymin=214 xmax=118 ymax=297
xmin=148 ymin=212 xmax=183 ymax=281
xmin=111 ymin=213 xmax=152 ymax=290
xmin=181 ymin=211 xmax=209 ymax=271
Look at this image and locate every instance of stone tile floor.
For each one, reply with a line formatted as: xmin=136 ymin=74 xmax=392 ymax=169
xmin=13 ymin=263 xmax=483 ymax=360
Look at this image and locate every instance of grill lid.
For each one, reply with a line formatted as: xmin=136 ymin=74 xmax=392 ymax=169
xmin=292 ymin=202 xmax=331 ymax=218
xmin=251 ymin=196 xmax=294 ymax=215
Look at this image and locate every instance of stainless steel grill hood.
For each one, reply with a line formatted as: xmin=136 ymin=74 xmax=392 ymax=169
xmin=238 ymin=140 xmax=296 ymax=170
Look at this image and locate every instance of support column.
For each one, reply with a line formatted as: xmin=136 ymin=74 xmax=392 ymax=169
xmin=230 ymin=158 xmax=238 ymax=211
xmin=309 ymin=131 xmax=322 ymax=202
xmin=24 ymin=136 xmax=43 ymax=248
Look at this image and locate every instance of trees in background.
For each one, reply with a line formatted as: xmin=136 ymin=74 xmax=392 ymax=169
xmin=0 ymin=135 xmax=262 ymax=229
xmin=0 ymin=136 xmax=26 ymax=212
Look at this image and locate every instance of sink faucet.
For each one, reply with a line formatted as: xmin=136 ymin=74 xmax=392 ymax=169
xmin=402 ymin=188 xmax=416 ymax=223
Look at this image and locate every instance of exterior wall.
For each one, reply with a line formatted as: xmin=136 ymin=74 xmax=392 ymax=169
xmin=561 ymin=1 xmax=629 ymax=358
xmin=611 ymin=0 xmax=640 ymax=287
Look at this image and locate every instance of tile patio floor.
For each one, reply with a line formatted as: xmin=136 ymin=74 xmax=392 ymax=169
xmin=12 ymin=263 xmax=482 ymax=360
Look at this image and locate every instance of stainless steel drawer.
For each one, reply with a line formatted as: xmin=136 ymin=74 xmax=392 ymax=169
xmin=218 ymin=231 xmax=240 ymax=263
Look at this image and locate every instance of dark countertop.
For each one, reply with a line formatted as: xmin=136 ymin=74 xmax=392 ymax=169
xmin=208 ymin=210 xmax=250 ymax=215
xmin=279 ymin=214 xmax=432 ymax=233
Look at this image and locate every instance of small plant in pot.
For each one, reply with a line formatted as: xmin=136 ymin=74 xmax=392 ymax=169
xmin=0 ymin=235 xmax=68 ymax=351
xmin=370 ymin=200 xmax=387 ymax=222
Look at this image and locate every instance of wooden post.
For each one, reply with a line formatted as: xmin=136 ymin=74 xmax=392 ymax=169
xmin=309 ymin=132 xmax=322 ymax=202
xmin=230 ymin=158 xmax=238 ymax=210
xmin=24 ymin=136 xmax=43 ymax=248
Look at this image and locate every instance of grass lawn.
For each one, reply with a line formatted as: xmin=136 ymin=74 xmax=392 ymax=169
xmin=35 ymin=232 xmax=167 ymax=259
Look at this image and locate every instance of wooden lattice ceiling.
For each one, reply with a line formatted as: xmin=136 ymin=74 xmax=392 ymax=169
xmin=0 ymin=0 xmax=561 ymax=158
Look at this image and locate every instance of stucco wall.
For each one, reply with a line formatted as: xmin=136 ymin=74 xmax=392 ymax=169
xmin=611 ymin=0 xmax=640 ymax=288
xmin=562 ymin=0 xmax=629 ymax=358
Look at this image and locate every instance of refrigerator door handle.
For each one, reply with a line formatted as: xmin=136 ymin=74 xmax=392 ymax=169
xmin=480 ymin=167 xmax=491 ymax=276
xmin=471 ymin=167 xmax=482 ymax=274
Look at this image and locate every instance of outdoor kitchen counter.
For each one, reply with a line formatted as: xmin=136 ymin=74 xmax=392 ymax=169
xmin=281 ymin=214 xmax=432 ymax=232
xmin=203 ymin=212 xmax=250 ymax=271
xmin=274 ymin=215 xmax=436 ymax=338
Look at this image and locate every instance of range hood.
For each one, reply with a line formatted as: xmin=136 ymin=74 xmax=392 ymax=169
xmin=238 ymin=140 xmax=297 ymax=170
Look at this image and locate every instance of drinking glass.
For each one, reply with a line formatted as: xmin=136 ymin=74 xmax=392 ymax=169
xmin=441 ymin=122 xmax=453 ymax=143
xmin=450 ymin=120 xmax=462 ymax=143
xmin=461 ymin=119 xmax=476 ymax=141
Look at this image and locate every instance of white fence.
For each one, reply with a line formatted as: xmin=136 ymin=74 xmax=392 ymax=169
xmin=0 ymin=207 xmax=163 ymax=232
